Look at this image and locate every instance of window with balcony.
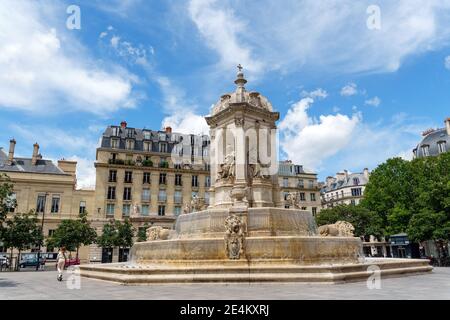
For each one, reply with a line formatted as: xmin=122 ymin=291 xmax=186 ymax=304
xmin=158 ymin=205 xmax=165 ymax=216
xmin=174 ymin=191 xmax=182 ymax=204
xmin=308 ymin=180 xmax=314 ymax=189
xmin=192 ymin=175 xmax=199 ymax=187
xmin=36 ymin=195 xmax=46 ymax=213
xmin=159 ymin=143 xmax=168 ymax=153
xmin=205 ymin=176 xmax=211 ymax=188
xmin=283 ymin=178 xmax=288 ymax=187
xmin=143 ymin=131 xmax=151 ymax=140
xmin=141 ymin=205 xmax=149 ymax=216
xmin=351 ymin=188 xmax=362 ymax=197
xmin=143 ymin=172 xmax=151 ymax=184
xmin=310 ymin=193 xmax=316 ymax=202
xmin=123 ymin=187 xmax=132 ymax=201
xmin=158 ymin=190 xmax=167 ymax=202
xmin=175 ymin=174 xmax=183 ymax=186
xmin=312 ymin=207 xmax=317 ymax=216
xmin=107 ymin=186 xmax=116 ymax=200
xmin=51 ymin=196 xmax=60 ymax=213
xmin=79 ymin=201 xmax=86 ymax=214
xmin=122 ymin=204 xmax=131 ymax=217
xmin=109 ymin=170 xmax=117 ymax=182
xmin=159 ymin=173 xmax=167 ymax=185
xmin=298 ymin=179 xmax=304 ymax=188
xmin=174 ymin=206 xmax=182 ymax=216
xmin=106 ymin=204 xmax=115 ymax=216
xmin=142 ymin=188 xmax=150 ymax=202
xmin=299 ymin=193 xmax=306 ymax=201
xmin=124 ymin=171 xmax=133 ymax=183
xmin=144 ymin=141 xmax=151 ymax=152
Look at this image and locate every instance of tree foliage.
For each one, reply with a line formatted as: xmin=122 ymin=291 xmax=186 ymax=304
xmin=316 ymin=204 xmax=383 ymax=237
xmin=0 ymin=173 xmax=15 ymax=224
xmin=47 ymin=211 xmax=97 ymax=257
xmin=97 ymin=219 xmax=135 ymax=249
xmin=2 ymin=211 xmax=43 ymax=253
xmin=361 ymin=152 xmax=450 ymax=243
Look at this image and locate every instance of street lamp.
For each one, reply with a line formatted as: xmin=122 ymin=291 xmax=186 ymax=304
xmin=36 ymin=193 xmax=48 ymax=271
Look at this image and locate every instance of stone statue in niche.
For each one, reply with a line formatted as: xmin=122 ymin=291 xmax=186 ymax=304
xmin=224 ymin=214 xmax=246 ymax=259
xmin=285 ymin=192 xmax=301 ymax=209
xmin=217 ymin=151 xmax=235 ymax=181
xmin=249 ymin=162 xmax=271 ymax=180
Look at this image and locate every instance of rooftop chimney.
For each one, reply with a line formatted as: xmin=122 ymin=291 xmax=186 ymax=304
xmin=165 ymin=126 xmax=172 ymax=134
xmin=58 ymin=159 xmax=77 ymax=178
xmin=31 ymin=143 xmax=39 ymax=165
xmin=8 ymin=139 xmax=16 ymax=165
xmin=363 ymin=168 xmax=370 ymax=180
xmin=326 ymin=176 xmax=334 ymax=188
xmin=445 ymin=117 xmax=450 ymax=135
xmin=120 ymin=121 xmax=127 ymax=129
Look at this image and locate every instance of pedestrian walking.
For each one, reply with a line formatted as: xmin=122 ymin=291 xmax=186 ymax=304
xmin=56 ymin=247 xmax=67 ymax=282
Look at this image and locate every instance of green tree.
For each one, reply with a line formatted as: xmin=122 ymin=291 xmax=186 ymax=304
xmin=137 ymin=223 xmax=149 ymax=242
xmin=0 ymin=173 xmax=15 ymax=224
xmin=316 ymin=204 xmax=383 ymax=237
xmin=114 ymin=219 xmax=135 ymax=250
xmin=96 ymin=220 xmax=117 ymax=250
xmin=2 ymin=211 xmax=43 ymax=270
xmin=47 ymin=212 xmax=97 ymax=259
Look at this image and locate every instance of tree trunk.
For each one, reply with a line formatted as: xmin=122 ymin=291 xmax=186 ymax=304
xmin=16 ymin=249 xmax=21 ymax=271
xmin=76 ymin=246 xmax=79 ymax=260
xmin=9 ymin=248 xmax=13 ymax=272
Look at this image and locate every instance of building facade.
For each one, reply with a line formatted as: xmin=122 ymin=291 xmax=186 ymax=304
xmin=413 ymin=117 xmax=450 ymax=158
xmin=278 ymin=161 xmax=321 ymax=216
xmin=0 ymin=140 xmax=96 ymax=262
xmin=320 ymin=168 xmax=370 ymax=209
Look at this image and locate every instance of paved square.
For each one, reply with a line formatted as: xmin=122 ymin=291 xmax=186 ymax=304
xmin=1 ymin=268 xmax=449 ymax=300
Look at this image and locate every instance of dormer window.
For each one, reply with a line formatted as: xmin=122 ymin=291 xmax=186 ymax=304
xmin=126 ymin=139 xmax=135 ymax=150
xmin=438 ymin=141 xmax=447 ymax=154
xmin=421 ymin=145 xmax=430 ymax=157
xmin=143 ymin=141 xmax=151 ymax=152
xmin=143 ymin=131 xmax=151 ymax=140
xmin=111 ymin=127 xmax=119 ymax=136
xmin=126 ymin=128 xmax=134 ymax=138
xmin=353 ymin=177 xmax=360 ymax=186
xmin=159 ymin=133 xmax=167 ymax=141
xmin=111 ymin=138 xmax=119 ymax=149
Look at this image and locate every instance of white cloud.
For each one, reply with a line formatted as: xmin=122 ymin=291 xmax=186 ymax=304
xmin=67 ymin=156 xmax=96 ymax=190
xmin=0 ymin=0 xmax=137 ymax=114
xmin=188 ymin=0 xmax=263 ymax=74
xmin=340 ymin=83 xmax=358 ymax=96
xmin=365 ymin=96 xmax=381 ymax=107
xmin=301 ymin=88 xmax=328 ymax=99
xmin=99 ymin=32 xmax=108 ymax=39
xmin=157 ymin=76 xmax=209 ymax=135
xmin=111 ymin=36 xmax=121 ymax=48
xmin=187 ymin=0 xmax=450 ymax=75
xmin=445 ymin=55 xmax=450 ymax=70
xmin=279 ymin=97 xmax=361 ymax=170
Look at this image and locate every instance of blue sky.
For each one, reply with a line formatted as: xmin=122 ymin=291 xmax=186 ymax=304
xmin=1 ymin=0 xmax=450 ymax=188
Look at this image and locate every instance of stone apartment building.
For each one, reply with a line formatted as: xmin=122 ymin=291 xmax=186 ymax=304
xmin=0 ymin=140 xmax=96 ymax=261
xmin=278 ymin=160 xmax=321 ymax=216
xmin=320 ymin=169 xmax=370 ymax=209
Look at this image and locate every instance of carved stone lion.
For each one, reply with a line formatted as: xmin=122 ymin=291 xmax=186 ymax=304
xmin=146 ymin=226 xmax=171 ymax=241
xmin=224 ymin=215 xmax=246 ymax=259
xmin=318 ymin=221 xmax=355 ymax=237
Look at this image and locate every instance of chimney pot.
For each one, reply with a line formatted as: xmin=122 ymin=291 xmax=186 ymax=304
xmin=165 ymin=126 xmax=172 ymax=134
xmin=120 ymin=121 xmax=127 ymax=129
xmin=32 ymin=143 xmax=39 ymax=165
xmin=8 ymin=139 xmax=16 ymax=165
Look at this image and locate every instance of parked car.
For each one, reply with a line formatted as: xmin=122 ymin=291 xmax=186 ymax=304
xmin=19 ymin=256 xmax=45 ymax=268
xmin=64 ymin=257 xmax=80 ymax=268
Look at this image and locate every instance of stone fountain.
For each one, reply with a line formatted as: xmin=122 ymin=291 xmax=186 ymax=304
xmin=80 ymin=67 xmax=431 ymax=284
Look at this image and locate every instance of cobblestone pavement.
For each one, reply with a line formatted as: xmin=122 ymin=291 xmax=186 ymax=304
xmin=0 ymin=267 xmax=449 ymax=300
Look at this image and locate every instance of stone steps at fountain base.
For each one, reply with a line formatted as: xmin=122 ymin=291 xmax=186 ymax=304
xmin=79 ymin=259 xmax=432 ymax=285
